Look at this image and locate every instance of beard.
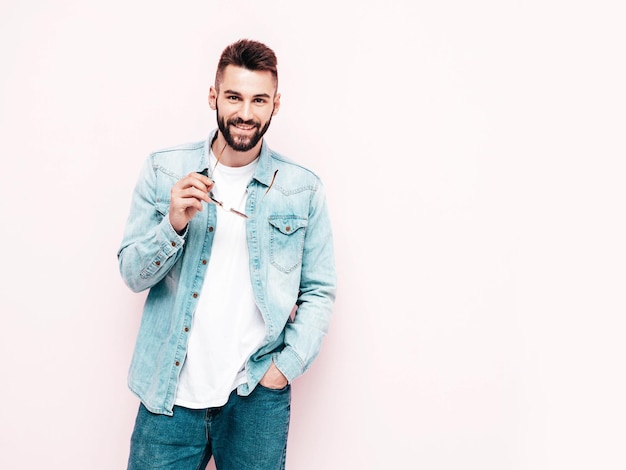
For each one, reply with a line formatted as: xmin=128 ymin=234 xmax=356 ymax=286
xmin=216 ymin=105 xmax=273 ymax=152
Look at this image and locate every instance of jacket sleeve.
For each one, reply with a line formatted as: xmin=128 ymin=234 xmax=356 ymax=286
xmin=273 ymin=181 xmax=337 ymax=382
xmin=117 ymin=155 xmax=186 ymax=293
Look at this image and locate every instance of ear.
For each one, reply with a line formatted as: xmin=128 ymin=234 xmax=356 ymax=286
xmin=208 ymin=86 xmax=218 ymax=110
xmin=272 ymin=93 xmax=281 ymax=116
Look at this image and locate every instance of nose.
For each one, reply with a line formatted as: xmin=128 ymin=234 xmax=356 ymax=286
xmin=238 ymin=100 xmax=254 ymax=121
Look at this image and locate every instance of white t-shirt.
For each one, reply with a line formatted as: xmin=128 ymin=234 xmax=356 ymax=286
xmin=175 ymin=151 xmax=266 ymax=408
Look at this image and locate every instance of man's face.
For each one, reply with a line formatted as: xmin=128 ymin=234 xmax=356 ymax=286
xmin=210 ymin=65 xmax=281 ymax=152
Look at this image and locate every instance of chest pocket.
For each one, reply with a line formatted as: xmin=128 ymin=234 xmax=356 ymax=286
xmin=155 ymin=197 xmax=171 ymax=218
xmin=154 ymin=171 xmax=178 ymax=217
xmin=268 ymin=216 xmax=308 ymax=273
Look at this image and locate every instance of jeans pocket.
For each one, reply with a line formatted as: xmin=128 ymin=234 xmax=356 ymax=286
xmin=257 ymin=382 xmax=291 ymax=393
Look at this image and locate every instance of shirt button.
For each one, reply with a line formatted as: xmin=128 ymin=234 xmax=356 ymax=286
xmin=184 ymin=327 xmax=189 ymax=332
xmin=285 ymin=226 xmax=291 ymax=232
xmin=175 ymin=361 xmax=180 ymax=366
xmin=155 ymin=260 xmax=161 ymax=266
xmin=208 ymin=226 xmax=214 ymax=232
xmin=192 ymin=292 xmax=198 ymax=298
xmin=171 ymin=241 xmax=177 ymax=247
xmin=202 ymin=259 xmax=207 ymax=265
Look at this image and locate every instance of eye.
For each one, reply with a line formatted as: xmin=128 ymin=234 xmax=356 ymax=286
xmin=227 ymin=95 xmax=240 ymax=101
xmin=254 ymin=98 xmax=268 ymax=104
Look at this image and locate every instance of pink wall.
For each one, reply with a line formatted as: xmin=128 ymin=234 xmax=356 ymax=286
xmin=2 ymin=1 xmax=625 ymax=469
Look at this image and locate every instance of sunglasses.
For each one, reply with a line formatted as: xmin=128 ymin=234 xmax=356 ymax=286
xmin=198 ymin=144 xmax=277 ymax=219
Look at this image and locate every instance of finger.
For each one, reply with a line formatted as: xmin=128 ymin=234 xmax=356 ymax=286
xmin=172 ymin=181 xmax=211 ymax=203
xmin=182 ymin=185 xmax=211 ymax=203
xmin=172 ymin=195 xmax=204 ymax=215
xmin=186 ymin=177 xmax=214 ymax=195
xmin=190 ymin=172 xmax=215 ymax=191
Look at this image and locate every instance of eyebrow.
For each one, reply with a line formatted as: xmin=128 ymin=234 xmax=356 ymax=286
xmin=223 ymin=89 xmax=272 ymax=99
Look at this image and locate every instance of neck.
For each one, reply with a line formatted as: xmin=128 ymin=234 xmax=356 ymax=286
xmin=211 ymin=133 xmax=262 ymax=168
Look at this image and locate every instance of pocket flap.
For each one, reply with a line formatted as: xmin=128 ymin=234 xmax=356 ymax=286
xmin=268 ymin=216 xmax=308 ymax=235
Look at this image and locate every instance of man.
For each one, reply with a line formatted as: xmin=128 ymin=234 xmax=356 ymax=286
xmin=117 ymin=39 xmax=337 ymax=469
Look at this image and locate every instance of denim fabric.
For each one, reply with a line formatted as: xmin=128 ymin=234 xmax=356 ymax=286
xmin=118 ymin=129 xmax=336 ymax=416
xmin=128 ymin=385 xmax=291 ymax=470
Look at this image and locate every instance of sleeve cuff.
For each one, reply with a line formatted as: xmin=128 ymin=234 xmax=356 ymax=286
xmin=273 ymin=347 xmax=306 ymax=383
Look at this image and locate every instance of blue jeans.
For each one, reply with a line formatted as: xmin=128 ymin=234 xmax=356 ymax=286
xmin=128 ymin=385 xmax=291 ymax=470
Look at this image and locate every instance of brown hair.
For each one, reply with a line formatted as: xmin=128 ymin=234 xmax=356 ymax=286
xmin=215 ymin=39 xmax=278 ymax=90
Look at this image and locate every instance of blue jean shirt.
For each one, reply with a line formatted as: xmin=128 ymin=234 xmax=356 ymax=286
xmin=118 ymin=130 xmax=337 ymax=415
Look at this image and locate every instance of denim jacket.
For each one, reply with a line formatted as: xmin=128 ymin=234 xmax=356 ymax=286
xmin=118 ymin=130 xmax=337 ymax=415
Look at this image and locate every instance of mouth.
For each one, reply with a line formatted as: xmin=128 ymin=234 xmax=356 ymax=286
xmin=231 ymin=120 xmax=258 ymax=132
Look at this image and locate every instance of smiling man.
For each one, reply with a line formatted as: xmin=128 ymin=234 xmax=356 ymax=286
xmin=117 ymin=39 xmax=337 ymax=469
